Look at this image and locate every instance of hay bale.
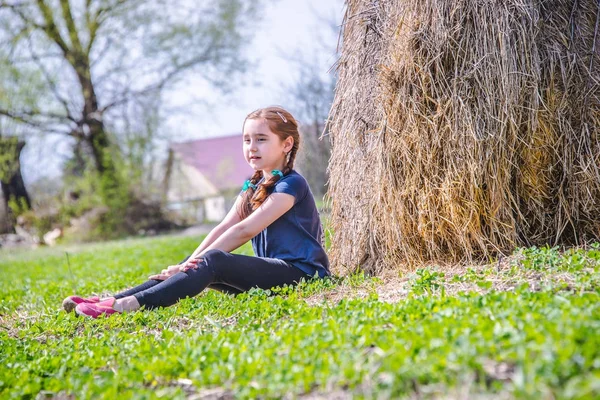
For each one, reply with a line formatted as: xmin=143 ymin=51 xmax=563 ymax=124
xmin=328 ymin=0 xmax=600 ymax=274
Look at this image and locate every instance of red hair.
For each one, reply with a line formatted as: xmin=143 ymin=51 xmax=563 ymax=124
xmin=238 ymin=106 xmax=300 ymax=219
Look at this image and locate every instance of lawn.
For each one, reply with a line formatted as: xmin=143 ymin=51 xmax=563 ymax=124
xmin=1 ymin=236 xmax=599 ymax=399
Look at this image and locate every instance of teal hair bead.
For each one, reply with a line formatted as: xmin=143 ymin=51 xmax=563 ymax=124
xmin=272 ymin=170 xmax=284 ymax=179
xmin=242 ymin=180 xmax=257 ymax=191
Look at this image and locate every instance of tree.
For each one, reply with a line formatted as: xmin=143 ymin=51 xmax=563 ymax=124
xmin=0 ymin=55 xmax=39 ymax=232
xmin=0 ymin=136 xmax=30 ymax=233
xmin=0 ymin=0 xmax=263 ymax=202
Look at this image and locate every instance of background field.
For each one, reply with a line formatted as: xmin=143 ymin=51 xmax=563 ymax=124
xmin=1 ymin=236 xmax=599 ymax=399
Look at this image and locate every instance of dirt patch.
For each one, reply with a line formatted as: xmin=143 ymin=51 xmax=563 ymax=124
xmin=304 ymin=253 xmax=594 ymax=306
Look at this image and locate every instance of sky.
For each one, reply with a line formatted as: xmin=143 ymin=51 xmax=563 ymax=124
xmin=164 ymin=0 xmax=344 ymax=139
xmin=20 ymin=0 xmax=345 ymax=185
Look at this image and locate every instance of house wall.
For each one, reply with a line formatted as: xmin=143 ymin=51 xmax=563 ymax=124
xmin=165 ymin=199 xmax=206 ymax=223
xmin=205 ymin=197 xmax=226 ymax=221
xmin=166 ymin=154 xmax=219 ymax=202
xmin=165 ymin=153 xmax=231 ymax=223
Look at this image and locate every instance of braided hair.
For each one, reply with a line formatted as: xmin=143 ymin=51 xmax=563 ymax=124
xmin=238 ymin=106 xmax=300 ymax=220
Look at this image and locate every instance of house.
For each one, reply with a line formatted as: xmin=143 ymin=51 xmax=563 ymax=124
xmin=163 ymin=134 xmax=254 ymax=223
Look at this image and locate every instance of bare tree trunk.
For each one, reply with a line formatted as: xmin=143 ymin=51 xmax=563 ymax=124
xmin=0 ymin=191 xmax=10 ymax=233
xmin=75 ymin=54 xmax=118 ymax=180
xmin=162 ymin=148 xmax=175 ymax=204
xmin=0 ymin=139 xmax=31 ymax=233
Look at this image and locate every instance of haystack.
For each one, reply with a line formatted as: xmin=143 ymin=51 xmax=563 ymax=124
xmin=327 ymin=0 xmax=600 ymax=274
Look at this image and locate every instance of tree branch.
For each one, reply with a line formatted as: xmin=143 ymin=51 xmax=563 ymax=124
xmin=9 ymin=52 xmax=64 ymax=63
xmin=85 ymin=0 xmax=139 ymax=54
xmin=90 ymin=36 xmax=114 ymax=69
xmin=25 ymin=35 xmax=76 ymax=122
xmin=59 ymin=0 xmax=83 ymax=54
xmin=35 ymin=0 xmax=71 ymax=57
xmin=2 ymin=1 xmax=47 ymax=32
xmin=0 ymin=1 xmax=31 ymax=11
xmin=0 ymin=108 xmax=73 ymax=135
xmin=101 ymin=52 xmax=212 ymax=112
xmin=85 ymin=0 xmax=100 ymax=55
xmin=0 ymin=108 xmax=73 ymax=122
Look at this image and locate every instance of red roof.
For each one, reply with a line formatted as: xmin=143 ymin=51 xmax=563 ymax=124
xmin=171 ymin=134 xmax=255 ymax=191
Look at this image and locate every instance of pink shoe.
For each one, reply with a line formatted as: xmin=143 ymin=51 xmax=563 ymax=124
xmin=62 ymin=295 xmax=100 ymax=313
xmin=75 ymin=297 xmax=120 ymax=318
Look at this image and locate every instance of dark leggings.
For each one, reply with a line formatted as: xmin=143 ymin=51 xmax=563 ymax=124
xmin=112 ymin=249 xmax=310 ymax=309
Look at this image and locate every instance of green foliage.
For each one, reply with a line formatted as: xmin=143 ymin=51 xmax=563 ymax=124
xmin=409 ymin=267 xmax=445 ymax=296
xmin=0 ymin=240 xmax=599 ymax=399
xmin=60 ymin=169 xmax=104 ymax=220
xmin=0 ymin=136 xmax=20 ymax=182
xmin=0 ymin=56 xmax=46 ymax=116
xmin=451 ymin=267 xmax=490 ymax=284
xmin=7 ymin=195 xmax=30 ymax=217
xmin=59 ymin=153 xmax=138 ymax=242
xmin=97 ymin=173 xmax=132 ymax=239
xmin=518 ymin=245 xmax=600 ymax=273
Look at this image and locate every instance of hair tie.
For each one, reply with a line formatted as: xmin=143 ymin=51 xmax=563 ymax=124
xmin=272 ymin=170 xmax=284 ymax=180
xmin=242 ymin=180 xmax=257 ymax=191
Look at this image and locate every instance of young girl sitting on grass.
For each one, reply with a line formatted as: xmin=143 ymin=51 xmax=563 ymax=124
xmin=63 ymin=106 xmax=330 ymax=318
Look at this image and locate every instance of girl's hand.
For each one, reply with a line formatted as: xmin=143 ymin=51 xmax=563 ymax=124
xmin=179 ymin=257 xmax=204 ymax=272
xmin=148 ymin=264 xmax=182 ymax=281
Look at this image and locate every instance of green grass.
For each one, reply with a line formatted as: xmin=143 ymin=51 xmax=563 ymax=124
xmin=1 ymin=237 xmax=599 ymax=399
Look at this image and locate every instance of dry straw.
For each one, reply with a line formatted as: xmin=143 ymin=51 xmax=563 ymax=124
xmin=327 ymin=0 xmax=600 ymax=274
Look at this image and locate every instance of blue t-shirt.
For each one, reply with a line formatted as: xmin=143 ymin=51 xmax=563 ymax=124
xmin=251 ymin=170 xmax=330 ymax=278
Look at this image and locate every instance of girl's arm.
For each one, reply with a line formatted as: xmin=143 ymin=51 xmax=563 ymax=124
xmin=187 ymin=195 xmax=245 ymax=260
xmin=182 ymin=193 xmax=295 ymax=267
xmin=150 ymin=195 xmax=251 ymax=280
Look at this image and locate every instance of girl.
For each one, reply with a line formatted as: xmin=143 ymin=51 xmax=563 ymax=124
xmin=63 ymin=106 xmax=330 ymax=318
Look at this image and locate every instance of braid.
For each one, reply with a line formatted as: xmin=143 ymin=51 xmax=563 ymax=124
xmin=251 ymin=174 xmax=280 ymax=210
xmin=285 ymin=144 xmax=298 ymax=173
xmin=239 ymin=170 xmax=263 ymax=219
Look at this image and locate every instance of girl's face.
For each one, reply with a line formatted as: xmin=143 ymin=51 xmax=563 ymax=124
xmin=243 ymin=118 xmax=293 ymax=173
